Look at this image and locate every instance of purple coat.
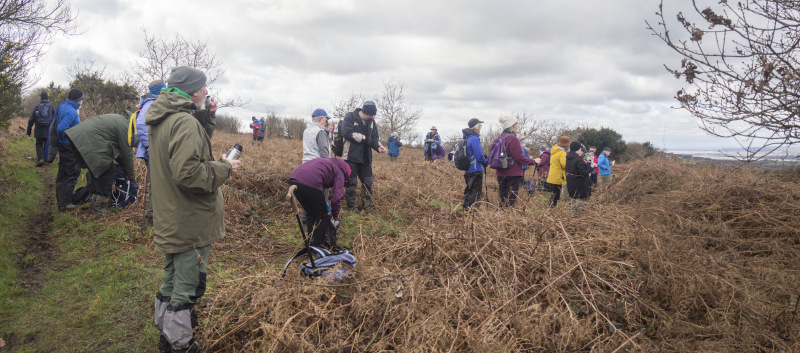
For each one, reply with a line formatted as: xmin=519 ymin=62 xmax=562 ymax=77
xmin=289 ymin=158 xmax=349 ymax=219
xmin=494 ymin=132 xmax=537 ymax=177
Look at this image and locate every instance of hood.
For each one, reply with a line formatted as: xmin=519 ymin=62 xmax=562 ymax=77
xmin=144 ymin=91 xmax=195 ymax=126
xmin=462 ymin=128 xmax=478 ymax=138
xmin=138 ymin=93 xmax=156 ymax=107
xmin=333 ymin=158 xmax=351 ymax=187
xmin=566 ymin=151 xmax=581 ymax=161
xmin=388 ymin=136 xmax=397 ymax=142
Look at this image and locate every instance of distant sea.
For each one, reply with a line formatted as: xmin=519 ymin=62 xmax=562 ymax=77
xmin=667 ymin=149 xmax=800 ymax=161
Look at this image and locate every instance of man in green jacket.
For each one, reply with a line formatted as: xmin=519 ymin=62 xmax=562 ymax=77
xmin=146 ymin=66 xmax=239 ymax=353
xmin=65 ymin=114 xmax=136 ymax=212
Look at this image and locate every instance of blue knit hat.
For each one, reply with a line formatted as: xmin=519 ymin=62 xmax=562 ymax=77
xmin=362 ymin=101 xmax=377 ymax=116
xmin=390 ymin=132 xmax=397 ymax=137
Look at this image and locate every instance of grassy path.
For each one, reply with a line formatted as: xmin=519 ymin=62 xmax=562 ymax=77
xmin=0 ymin=137 xmax=163 ymax=352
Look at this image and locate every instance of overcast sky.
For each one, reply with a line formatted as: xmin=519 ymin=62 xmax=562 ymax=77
xmin=32 ymin=0 xmax=751 ymax=152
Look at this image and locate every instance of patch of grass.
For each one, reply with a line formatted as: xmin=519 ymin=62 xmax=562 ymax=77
xmin=0 ymin=136 xmax=164 ymax=352
xmin=0 ymin=139 xmax=42 ymax=319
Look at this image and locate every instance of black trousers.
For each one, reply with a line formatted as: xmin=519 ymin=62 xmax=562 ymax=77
xmin=463 ymin=171 xmax=483 ymax=209
xmin=35 ymin=138 xmax=46 ymax=162
xmin=290 ymin=179 xmax=336 ymax=248
xmin=497 ymin=175 xmax=523 ymax=208
xmin=344 ymin=161 xmax=374 ymax=211
xmin=549 ymin=184 xmax=563 ymax=208
xmin=88 ymin=167 xmax=116 ymax=197
xmin=55 ymin=143 xmax=81 ymax=207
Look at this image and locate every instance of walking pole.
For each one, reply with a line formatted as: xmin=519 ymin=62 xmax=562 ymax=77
xmin=140 ymin=168 xmax=149 ymax=235
xmin=483 ymin=167 xmax=489 ymax=202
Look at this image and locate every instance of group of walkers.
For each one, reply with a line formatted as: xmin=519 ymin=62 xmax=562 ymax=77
xmin=453 ymin=116 xmax=613 ymax=211
xmin=29 ymin=66 xmax=239 ymax=353
xmin=26 ymin=61 xmax=614 ymax=351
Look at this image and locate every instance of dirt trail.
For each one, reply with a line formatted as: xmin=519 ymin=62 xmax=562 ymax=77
xmin=17 ymin=166 xmax=57 ymax=293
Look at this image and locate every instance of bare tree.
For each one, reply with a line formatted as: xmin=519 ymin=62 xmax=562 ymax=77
xmin=529 ymin=119 xmax=571 ymax=149
xmin=282 ymin=117 xmax=307 ymax=140
xmin=264 ymin=113 xmax=284 ymax=139
xmin=375 ymin=80 xmax=422 ymax=144
xmin=130 ymin=30 xmax=247 ymax=108
xmin=0 ymin=0 xmax=77 ymax=86
xmin=648 ymin=0 xmax=800 ymax=160
xmin=330 ymin=92 xmax=368 ymax=120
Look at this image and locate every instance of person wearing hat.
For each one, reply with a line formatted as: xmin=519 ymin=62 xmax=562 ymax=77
xmin=547 ymin=136 xmax=570 ymax=207
xmin=423 ymin=126 xmax=441 ymax=162
xmin=462 ymin=118 xmax=488 ymax=209
xmin=145 ymin=66 xmax=240 ymax=353
xmin=26 ymin=91 xmax=56 ymax=166
xmin=598 ymin=147 xmax=613 ymax=188
xmin=54 ymin=88 xmax=84 ymax=211
xmin=536 ymin=145 xmax=551 ymax=180
xmin=565 ymin=141 xmax=592 ymax=205
xmin=587 ymin=146 xmax=599 ymax=188
xmin=249 ymin=116 xmax=260 ymax=141
xmin=256 ymin=116 xmax=266 ymax=141
xmin=387 ymin=132 xmax=403 ymax=162
xmin=64 ymin=114 xmax=136 ymax=213
xmin=339 ymin=101 xmax=387 ymax=213
xmin=136 ymin=79 xmax=166 ymax=223
xmin=494 ymin=116 xmax=538 ymax=208
xmin=303 ymin=108 xmax=332 ymax=163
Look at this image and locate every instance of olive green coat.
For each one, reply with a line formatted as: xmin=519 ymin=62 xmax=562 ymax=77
xmin=65 ymin=114 xmax=135 ymax=178
xmin=145 ymin=91 xmax=231 ymax=254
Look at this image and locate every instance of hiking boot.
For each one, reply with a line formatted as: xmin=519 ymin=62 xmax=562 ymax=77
xmin=157 ymin=334 xmax=171 ymax=353
xmin=91 ymin=195 xmax=109 ymax=213
xmin=36 ymin=160 xmax=44 ymax=167
xmin=59 ymin=204 xmax=77 ymax=212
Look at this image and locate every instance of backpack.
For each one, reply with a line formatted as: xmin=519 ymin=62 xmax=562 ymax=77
xmin=488 ymin=133 xmax=512 ymax=169
xmin=43 ymin=104 xmax=63 ymax=164
xmin=258 ymin=121 xmax=266 ymax=133
xmin=453 ymin=138 xmax=471 ymax=170
xmin=127 ymin=112 xmax=138 ymax=147
xmin=112 ymin=165 xmax=139 ymax=208
xmin=35 ymin=103 xmax=54 ymax=126
xmin=282 ymin=246 xmax=357 ymax=282
xmin=331 ymin=121 xmax=344 ymax=157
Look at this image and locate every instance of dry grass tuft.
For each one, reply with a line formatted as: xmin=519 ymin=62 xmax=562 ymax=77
xmin=190 ymin=131 xmax=800 ymax=352
xmin=7 ymin=117 xmax=797 ymax=352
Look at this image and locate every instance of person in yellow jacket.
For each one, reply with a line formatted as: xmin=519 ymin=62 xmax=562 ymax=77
xmin=547 ymin=136 xmax=570 ymax=207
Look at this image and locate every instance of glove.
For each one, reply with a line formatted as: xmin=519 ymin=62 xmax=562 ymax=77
xmin=352 ymin=133 xmax=365 ymax=143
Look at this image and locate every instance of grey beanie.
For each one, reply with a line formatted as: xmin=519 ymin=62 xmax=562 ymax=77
xmin=166 ymin=66 xmax=207 ymax=95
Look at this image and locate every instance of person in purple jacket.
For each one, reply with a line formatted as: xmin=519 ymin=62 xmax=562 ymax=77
xmin=494 ymin=116 xmax=538 ymax=208
xmin=289 ymin=158 xmax=351 ymax=249
xmin=136 ymin=79 xmax=165 ymax=224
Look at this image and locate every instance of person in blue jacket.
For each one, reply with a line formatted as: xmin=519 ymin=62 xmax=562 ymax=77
xmin=55 ymin=88 xmax=84 ymax=211
xmin=597 ymin=147 xmax=613 ymax=189
xmin=387 ymin=132 xmax=403 ymax=162
xmin=136 ymin=80 xmax=165 ymax=223
xmin=423 ymin=126 xmax=441 ymax=162
xmin=462 ymin=118 xmax=488 ymax=209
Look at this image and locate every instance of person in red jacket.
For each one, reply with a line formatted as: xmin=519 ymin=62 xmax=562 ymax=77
xmin=494 ymin=116 xmax=538 ymax=208
xmin=249 ymin=116 xmax=260 ymax=141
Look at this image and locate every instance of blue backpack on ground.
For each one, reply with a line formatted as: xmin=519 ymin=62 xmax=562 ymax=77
xmin=282 ymin=246 xmax=357 ymax=282
xmin=112 ymin=165 xmax=139 ymax=209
